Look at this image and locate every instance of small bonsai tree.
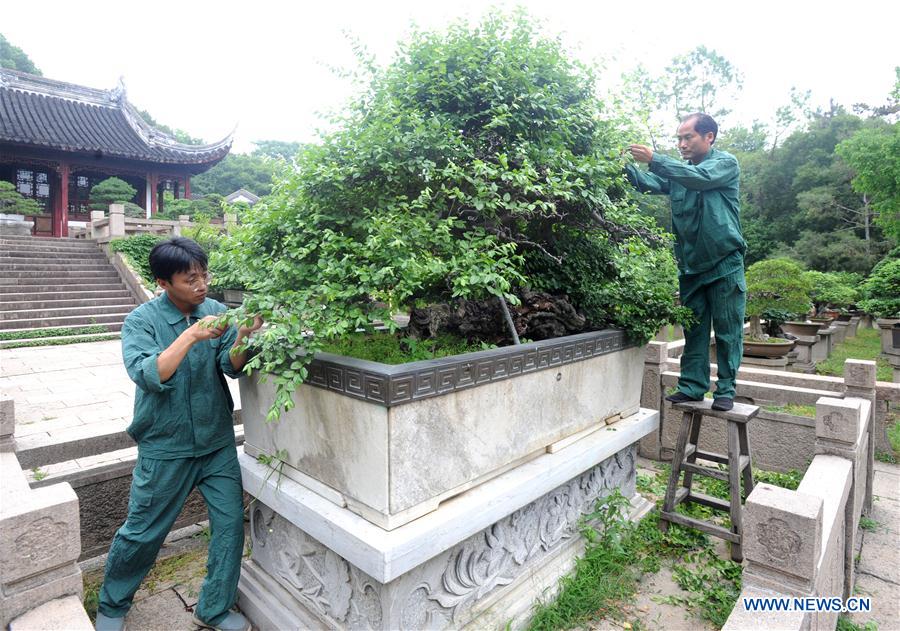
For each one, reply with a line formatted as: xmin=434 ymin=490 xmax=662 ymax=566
xmin=90 ymin=177 xmax=143 ymax=217
xmin=858 ymin=258 xmax=900 ymax=319
xmin=802 ymin=270 xmax=860 ymax=314
xmin=0 ymin=181 xmax=41 ymax=214
xmin=745 ymin=258 xmax=813 ymax=340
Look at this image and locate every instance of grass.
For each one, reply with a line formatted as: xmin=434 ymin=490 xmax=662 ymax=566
xmin=529 ymin=464 xmax=803 ymax=631
xmin=761 ymin=403 xmax=817 ymax=418
xmin=858 ymin=516 xmax=879 ymax=532
xmin=2 ymin=334 xmax=120 ymax=349
xmin=83 ymin=573 xmax=102 ymax=622
xmin=319 ymin=331 xmax=494 ymax=364
xmin=816 ymin=327 xmax=892 ymax=382
xmin=836 ymin=616 xmax=878 ymax=631
xmin=0 ymin=324 xmax=109 ymax=341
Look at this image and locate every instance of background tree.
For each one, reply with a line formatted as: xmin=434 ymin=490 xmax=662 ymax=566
xmin=663 ymin=46 xmax=743 ymax=121
xmin=836 ymin=120 xmax=900 ymax=243
xmin=252 ymin=140 xmax=304 ymax=161
xmin=0 ymin=181 xmax=41 ymax=214
xmin=0 ymin=34 xmax=41 ymax=74
xmin=857 ymin=258 xmax=900 ymax=318
xmin=89 ymin=177 xmax=143 ymax=217
xmin=191 ymin=153 xmax=277 ymax=197
xmin=135 ymin=109 xmax=204 ymax=145
xmin=744 ymin=258 xmax=812 ymax=339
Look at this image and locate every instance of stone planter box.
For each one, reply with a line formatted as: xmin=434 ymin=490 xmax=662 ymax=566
xmin=809 ymin=316 xmax=834 ymax=330
xmin=0 ymin=213 xmax=32 ymax=236
xmin=781 ymin=321 xmax=823 ymax=338
xmin=242 ymin=329 xmax=643 ymax=529
xmin=876 ymin=319 xmax=900 ymax=356
xmin=743 ymin=339 xmax=796 ymax=359
xmin=222 ymin=289 xmax=246 ymax=306
xmin=237 ymin=329 xmax=657 ymax=630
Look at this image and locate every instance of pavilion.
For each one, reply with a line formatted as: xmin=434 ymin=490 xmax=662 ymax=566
xmin=0 ymin=69 xmax=231 ymax=237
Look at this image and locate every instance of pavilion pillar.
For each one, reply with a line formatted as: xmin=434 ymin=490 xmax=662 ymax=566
xmin=146 ymin=173 xmax=159 ymax=217
xmin=144 ymin=174 xmax=153 ymax=218
xmin=53 ymin=163 xmax=70 ymax=237
xmin=173 ymin=178 xmax=180 ymax=200
xmin=184 ymin=176 xmax=191 ymax=199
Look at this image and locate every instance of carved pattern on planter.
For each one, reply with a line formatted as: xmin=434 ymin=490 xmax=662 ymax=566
xmin=248 ymin=446 xmax=635 ymax=629
xmin=305 ymin=329 xmax=631 ymax=407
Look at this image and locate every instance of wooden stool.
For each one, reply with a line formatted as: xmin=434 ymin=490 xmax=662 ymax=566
xmin=659 ymin=399 xmax=758 ymax=562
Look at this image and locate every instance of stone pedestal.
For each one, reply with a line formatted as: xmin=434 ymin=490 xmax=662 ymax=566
xmin=811 ymin=327 xmax=834 ymax=363
xmin=875 ymin=319 xmax=900 ymax=354
xmin=848 ymin=316 xmax=860 ymax=337
xmin=741 ymin=355 xmax=788 ymax=369
xmin=238 ymin=410 xmax=657 ymax=630
xmin=790 ymin=335 xmax=817 ymax=372
xmin=0 ymin=214 xmax=32 ymax=236
xmin=833 ymin=321 xmax=850 ymax=345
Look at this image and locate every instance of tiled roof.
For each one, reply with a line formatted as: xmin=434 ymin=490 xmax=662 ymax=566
xmin=0 ymin=69 xmax=231 ymax=165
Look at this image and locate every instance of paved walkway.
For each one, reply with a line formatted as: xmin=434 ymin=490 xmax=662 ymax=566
xmin=0 ymin=339 xmax=241 ymax=445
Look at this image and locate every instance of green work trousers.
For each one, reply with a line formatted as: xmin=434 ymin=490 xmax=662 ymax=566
xmin=677 ymin=267 xmax=747 ymax=400
xmin=98 ymin=444 xmax=244 ymax=625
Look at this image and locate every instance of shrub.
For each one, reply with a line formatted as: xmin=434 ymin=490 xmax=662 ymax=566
xmin=745 ymin=258 xmax=813 ymax=339
xmin=802 ymin=270 xmax=859 ymax=312
xmin=858 ymin=258 xmax=900 ymax=318
xmin=218 ymin=11 xmax=683 ymax=419
xmin=90 ymin=177 xmax=138 ymax=213
xmin=110 ymin=234 xmax=164 ymax=287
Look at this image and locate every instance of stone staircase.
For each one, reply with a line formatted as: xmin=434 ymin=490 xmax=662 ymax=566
xmin=0 ymin=235 xmax=138 ymax=347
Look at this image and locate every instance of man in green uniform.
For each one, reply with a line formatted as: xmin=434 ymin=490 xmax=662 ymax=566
xmin=626 ymin=113 xmax=746 ymax=411
xmin=95 ymin=238 xmax=261 ymax=631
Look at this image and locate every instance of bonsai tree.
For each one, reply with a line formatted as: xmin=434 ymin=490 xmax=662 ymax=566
xmin=802 ymin=270 xmax=859 ymax=314
xmin=90 ymin=177 xmax=143 ymax=217
xmin=0 ymin=181 xmax=41 ymax=214
xmin=219 ymin=12 xmax=685 ymax=418
xmin=858 ymin=258 xmax=900 ymax=318
xmin=745 ymin=258 xmax=813 ymax=340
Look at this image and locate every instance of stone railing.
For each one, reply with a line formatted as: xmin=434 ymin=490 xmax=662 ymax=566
xmin=641 ymin=343 xmax=898 ymax=470
xmin=723 ymin=364 xmax=875 ymax=630
xmin=0 ymin=396 xmax=91 ymax=629
xmin=87 ymin=204 xmax=236 ymax=243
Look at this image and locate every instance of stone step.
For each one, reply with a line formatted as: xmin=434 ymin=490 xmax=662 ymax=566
xmin=0 ymin=269 xmax=120 ymax=280
xmin=0 ymin=249 xmax=108 ymax=260
xmin=0 ymin=289 xmax=133 ymax=301
xmin=0 ymin=282 xmax=128 ymax=293
xmin=0 ymin=312 xmax=129 ymax=331
xmin=0 ymin=262 xmax=115 ymax=272
xmin=0 ymin=304 xmax=136 ymax=322
xmin=0 ymin=296 xmax=135 ymax=310
xmin=0 ymin=330 xmax=121 ymax=348
xmin=0 ymin=238 xmax=105 ymax=252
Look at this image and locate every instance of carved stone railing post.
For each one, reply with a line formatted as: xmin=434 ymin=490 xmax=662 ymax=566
xmin=842 ymin=359 xmax=876 ymax=515
xmin=639 ymin=341 xmax=667 ymax=459
xmin=108 ymin=204 xmax=125 ymax=237
xmin=89 ymin=210 xmax=106 ymax=239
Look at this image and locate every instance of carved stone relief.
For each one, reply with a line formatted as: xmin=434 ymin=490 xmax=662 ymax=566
xmin=248 ymin=445 xmax=636 ymax=630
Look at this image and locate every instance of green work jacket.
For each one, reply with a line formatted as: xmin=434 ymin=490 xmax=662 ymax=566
xmin=121 ymin=293 xmax=240 ymax=460
xmin=626 ymin=148 xmax=746 ymax=277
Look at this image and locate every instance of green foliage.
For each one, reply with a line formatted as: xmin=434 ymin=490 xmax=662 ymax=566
xmin=220 ymin=11 xmax=681 ymax=420
xmin=89 ymin=177 xmax=138 ymax=213
xmin=320 ymin=332 xmax=490 ymax=364
xmin=0 ymin=180 xmax=41 ymax=214
xmin=803 ymin=270 xmax=859 ymax=310
xmin=191 ymin=153 xmax=277 ymax=197
xmin=787 ymin=230 xmax=890 ymax=275
xmin=664 ymin=45 xmax=743 ymax=120
xmin=858 ymin=258 xmax=900 ymax=318
xmin=2 ymin=334 xmax=119 ymax=349
xmin=837 ymin=121 xmax=900 ymax=243
xmin=110 ymin=234 xmax=164 ymax=286
xmin=762 ymin=403 xmax=817 ymax=418
xmin=0 ymin=324 xmax=108 ymax=341
xmin=252 ymin=140 xmax=304 ymax=161
xmin=816 ymin=326 xmax=893 ymax=382
xmin=0 ymin=33 xmax=41 ymax=74
xmin=745 ymin=258 xmax=812 ymax=319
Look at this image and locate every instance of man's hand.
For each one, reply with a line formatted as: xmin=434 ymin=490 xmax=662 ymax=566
xmin=629 ymin=144 xmax=654 ymax=164
xmin=237 ymin=315 xmax=264 ymax=340
xmin=190 ymin=315 xmax=228 ymax=342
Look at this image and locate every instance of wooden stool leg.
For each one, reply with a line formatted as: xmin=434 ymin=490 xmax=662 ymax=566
xmin=660 ymin=411 xmax=694 ymax=533
xmin=738 ymin=423 xmax=754 ymax=499
xmin=727 ymin=422 xmax=744 ymax=562
xmin=681 ymin=413 xmax=703 ymax=491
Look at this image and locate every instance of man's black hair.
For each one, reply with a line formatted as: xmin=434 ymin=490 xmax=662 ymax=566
xmin=149 ymin=237 xmax=208 ymax=282
xmin=682 ymin=112 xmax=718 ymax=143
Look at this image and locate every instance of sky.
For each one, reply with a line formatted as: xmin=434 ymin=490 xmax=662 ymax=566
xmin=4 ymin=0 xmax=898 ymax=153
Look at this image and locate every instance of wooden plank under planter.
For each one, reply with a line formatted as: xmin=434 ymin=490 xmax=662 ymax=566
xmin=240 ymin=328 xmax=643 ymax=529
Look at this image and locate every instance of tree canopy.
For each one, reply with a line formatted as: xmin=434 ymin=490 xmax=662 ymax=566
xmin=0 ymin=34 xmax=41 ymax=75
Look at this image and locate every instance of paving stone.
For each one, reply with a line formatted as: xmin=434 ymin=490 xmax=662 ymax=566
xmin=124 ymin=589 xmax=198 ymax=631
xmin=848 ymin=573 xmax=900 ymax=631
xmin=857 ymin=531 xmax=900 ymax=585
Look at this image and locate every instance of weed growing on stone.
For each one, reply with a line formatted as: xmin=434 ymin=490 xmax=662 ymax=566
xmin=836 ymin=615 xmax=878 ymax=631
xmin=31 ymin=466 xmax=46 ymax=481
xmin=816 ymin=327 xmax=892 ymax=382
xmin=858 ymin=516 xmax=879 ymax=532
xmin=82 ymin=573 xmax=102 ymax=622
xmin=875 ymin=451 xmax=897 ymax=464
xmin=762 ymin=403 xmax=817 ymax=418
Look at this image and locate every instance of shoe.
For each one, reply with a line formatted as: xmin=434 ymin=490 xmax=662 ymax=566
xmin=712 ymin=397 xmax=734 ymax=411
xmin=665 ymin=392 xmax=703 ymax=404
xmin=95 ymin=613 xmax=126 ymax=631
xmin=192 ymin=611 xmax=251 ymax=631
